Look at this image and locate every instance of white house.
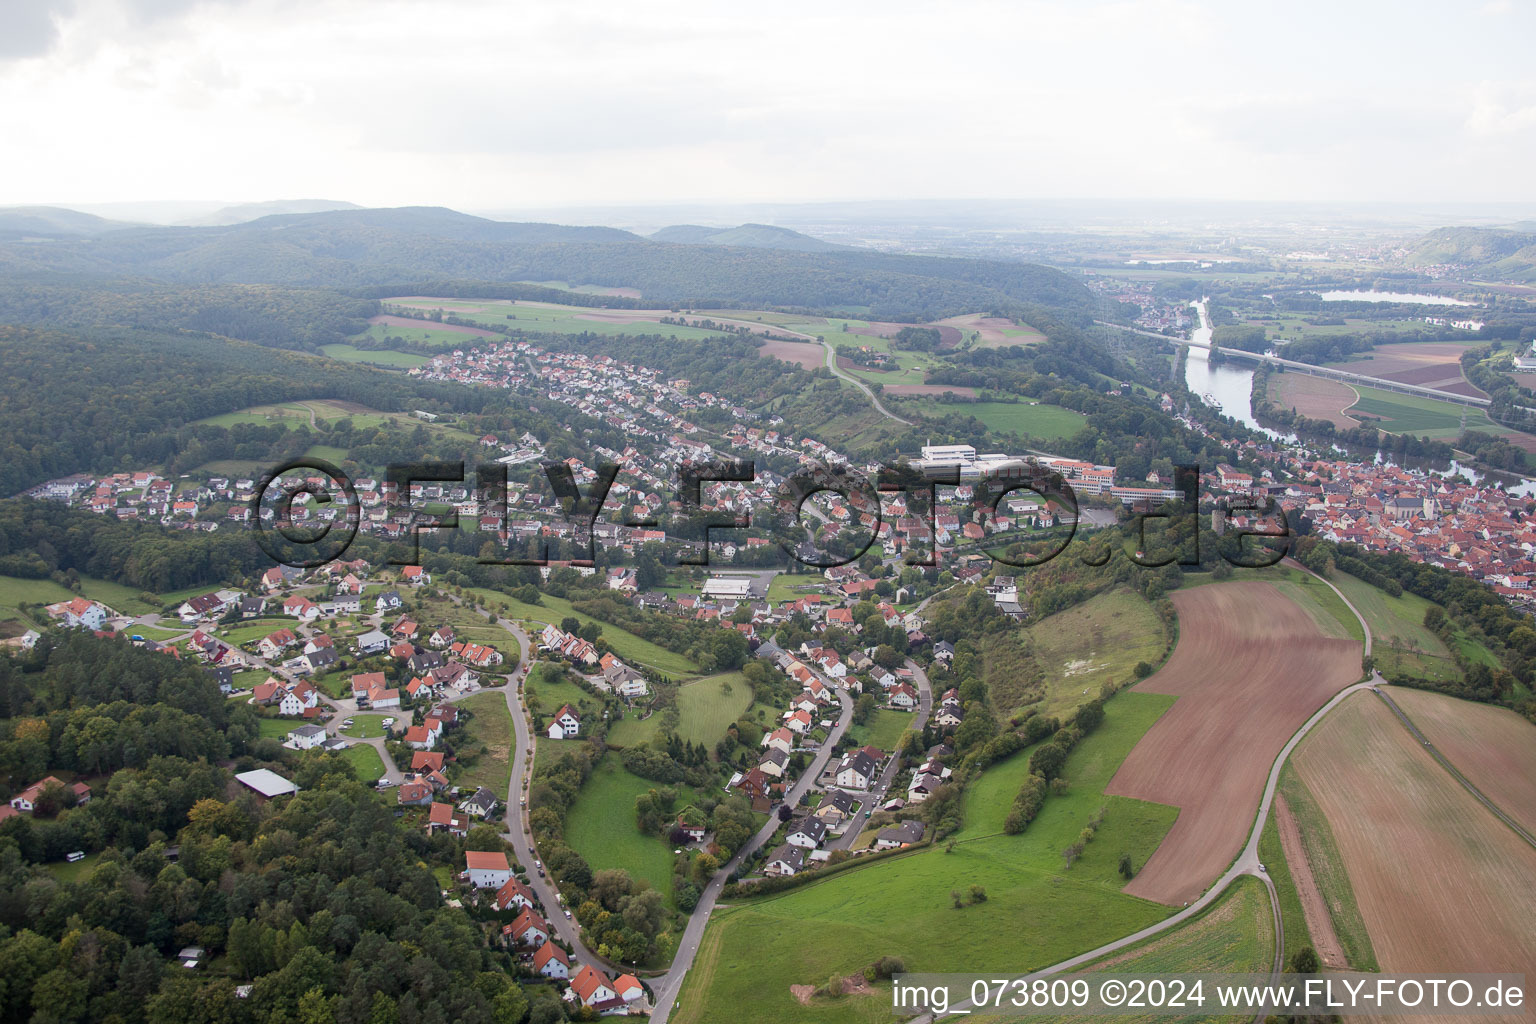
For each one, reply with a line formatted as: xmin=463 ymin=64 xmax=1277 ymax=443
xmin=44 ymin=598 xmax=108 ymax=631
xmin=784 ymin=818 xmax=827 ymax=849
xmin=834 ymin=749 xmax=878 ymax=790
xmin=548 ymin=704 xmax=580 ymax=739
xmin=533 ymin=942 xmax=570 ymax=980
xmin=763 ymin=844 xmax=805 ymax=877
xmin=569 ymin=965 xmax=620 ymax=1011
xmin=465 ymin=850 xmax=512 ymax=889
xmin=287 ymin=724 xmax=327 ymax=750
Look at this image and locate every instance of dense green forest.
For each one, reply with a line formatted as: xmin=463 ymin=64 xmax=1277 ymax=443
xmin=0 ymin=280 xmax=377 ymax=350
xmin=0 ymin=637 xmax=541 ymax=1024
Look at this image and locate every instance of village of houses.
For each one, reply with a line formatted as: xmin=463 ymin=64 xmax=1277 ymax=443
xmin=13 ymin=328 xmax=1536 ymax=1015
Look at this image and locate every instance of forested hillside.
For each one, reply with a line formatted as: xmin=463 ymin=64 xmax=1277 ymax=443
xmin=0 ymin=326 xmax=477 ymax=496
xmin=0 ymin=281 xmax=377 ymax=349
xmin=0 ymin=636 xmax=535 ymax=1024
xmin=0 ymin=207 xmax=1097 ymax=319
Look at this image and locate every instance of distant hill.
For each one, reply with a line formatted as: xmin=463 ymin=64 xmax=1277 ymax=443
xmin=1404 ymin=225 xmax=1536 ymax=281
xmin=0 ymin=205 xmax=1096 ymax=318
xmin=181 ymin=198 xmax=363 ymax=226
xmin=650 ymin=223 xmax=849 ymax=252
xmin=0 ymin=206 xmax=138 ymax=236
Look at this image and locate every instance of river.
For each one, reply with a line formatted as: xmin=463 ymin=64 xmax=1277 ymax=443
xmin=1181 ymin=299 xmax=1289 ymax=439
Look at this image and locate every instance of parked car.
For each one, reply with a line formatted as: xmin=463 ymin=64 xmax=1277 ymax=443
xmin=65 ymin=851 xmax=86 ymax=863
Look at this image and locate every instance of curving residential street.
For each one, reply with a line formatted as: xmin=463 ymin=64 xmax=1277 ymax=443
xmin=649 ymin=688 xmax=854 ymax=1023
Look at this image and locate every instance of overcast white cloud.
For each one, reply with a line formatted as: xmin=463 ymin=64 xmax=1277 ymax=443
xmin=2 ymin=0 xmax=1534 ymax=208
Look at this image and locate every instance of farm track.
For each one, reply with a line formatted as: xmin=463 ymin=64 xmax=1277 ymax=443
xmin=1372 ymin=688 xmax=1536 ymax=852
xmin=909 ymin=565 xmax=1381 ymax=1023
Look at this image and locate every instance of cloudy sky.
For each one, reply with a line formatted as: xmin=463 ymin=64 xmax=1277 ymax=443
xmin=4 ymin=0 xmax=1536 ymax=211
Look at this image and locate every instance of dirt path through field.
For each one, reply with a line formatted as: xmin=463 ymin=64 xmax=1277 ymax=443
xmin=1273 ymin=794 xmax=1346 ymax=967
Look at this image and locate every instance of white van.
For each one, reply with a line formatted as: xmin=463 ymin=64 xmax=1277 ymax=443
xmin=65 ymin=851 xmax=86 ymax=863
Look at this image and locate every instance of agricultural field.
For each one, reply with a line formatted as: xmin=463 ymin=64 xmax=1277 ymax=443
xmin=1107 ymin=581 xmax=1362 ymax=905
xmin=1387 ymin=686 xmax=1536 ymax=838
xmin=1241 ymin=310 xmax=1428 ymax=341
xmin=1345 ymin=386 xmax=1496 ymax=437
xmin=454 ymin=691 xmax=514 ymax=797
xmin=1273 ymin=766 xmax=1376 ymax=970
xmin=387 ymin=297 xmax=729 ymax=340
xmin=1021 ymin=588 xmax=1168 ymax=719
xmin=674 ymin=690 xmax=1182 ymax=1024
xmin=1266 ymin=373 xmax=1360 ymax=429
xmin=1292 ymin=691 xmax=1536 ymax=986
xmin=564 ymin=752 xmax=695 ymax=900
xmin=350 ymin=319 xmax=492 ymax=348
xmin=1329 ymin=341 xmax=1484 ymax=399
xmin=1182 ymin=564 xmax=1365 ymax=648
xmin=892 ymin=398 xmax=1089 ymax=441
xmin=318 ymin=343 xmax=430 ymax=368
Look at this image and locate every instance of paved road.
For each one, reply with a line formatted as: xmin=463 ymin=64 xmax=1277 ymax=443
xmin=829 ymin=659 xmax=933 ymax=851
xmin=907 ymin=565 xmax=1381 ymax=1022
xmin=820 ymin=337 xmax=914 ymax=425
xmin=649 ymin=687 xmax=855 ymax=1023
xmin=487 ymin=617 xmax=623 ymax=969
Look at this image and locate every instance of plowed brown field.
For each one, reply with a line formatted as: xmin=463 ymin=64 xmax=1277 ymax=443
xmin=1294 ymin=692 xmax=1536 ymax=1022
xmin=1388 ymin=686 xmax=1536 ymax=837
xmin=1269 ymin=374 xmax=1360 ymax=429
xmin=1106 ymin=582 xmax=1361 ymax=905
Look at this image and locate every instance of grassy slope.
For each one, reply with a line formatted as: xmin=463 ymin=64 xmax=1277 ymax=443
xmin=340 ymin=743 xmax=385 ymax=781
xmin=981 ymin=876 xmax=1274 ymax=1024
xmin=844 ymin=708 xmax=914 ymax=753
xmin=467 ymin=586 xmax=700 ymax=677
xmin=674 ymin=690 xmax=1180 ymax=1024
xmin=1328 ymin=570 xmax=1463 ymax=682
xmin=455 ymin=691 xmax=514 ymax=796
xmin=1022 ymin=588 xmax=1169 ymax=719
xmin=898 ymin=399 xmax=1089 ymax=441
xmin=564 ymin=752 xmax=693 ymax=900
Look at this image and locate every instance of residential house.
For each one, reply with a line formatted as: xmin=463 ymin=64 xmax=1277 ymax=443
xmin=784 ymin=817 xmax=828 ymax=849
xmin=835 ymin=749 xmax=879 ymax=790
xmin=493 ymin=876 xmax=537 ymax=913
xmin=569 ymin=965 xmax=622 ymax=1013
xmin=45 ymin=597 xmax=108 ymax=630
xmin=465 ymin=850 xmax=513 ymax=889
xmin=532 ymin=942 xmax=571 ymax=980
xmin=812 ymin=789 xmax=858 ymax=825
xmin=9 ymin=776 xmax=91 ymax=813
xmin=763 ymin=844 xmax=805 ymax=877
xmin=874 ymin=820 xmax=926 ymax=850
xmin=547 ymin=704 xmax=580 ymax=739
xmin=459 ymin=787 xmax=499 ymax=819
xmin=287 ymin=724 xmax=326 ymax=750
xmin=507 ymin=906 xmax=549 ymax=948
